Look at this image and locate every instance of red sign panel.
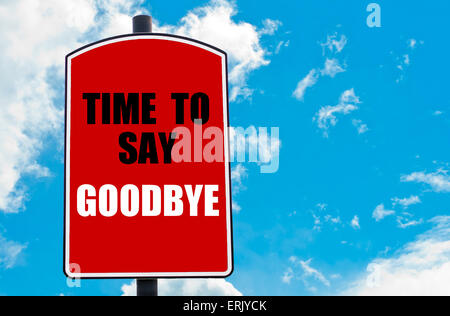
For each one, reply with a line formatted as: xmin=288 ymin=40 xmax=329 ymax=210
xmin=64 ymin=34 xmax=233 ymax=278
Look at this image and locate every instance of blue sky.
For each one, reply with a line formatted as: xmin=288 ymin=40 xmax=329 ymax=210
xmin=1 ymin=0 xmax=450 ymax=296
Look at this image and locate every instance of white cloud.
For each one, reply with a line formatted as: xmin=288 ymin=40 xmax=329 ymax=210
xmin=313 ymin=214 xmax=322 ymax=231
xmin=316 ymin=101 xmax=357 ymax=132
xmin=282 ymin=267 xmax=294 ymax=284
xmin=275 ymin=40 xmax=289 ymax=54
xmin=293 ymin=33 xmax=347 ymax=102
xmin=289 ymin=256 xmax=330 ymax=287
xmin=395 ymin=39 xmax=423 ymax=83
xmin=402 ymin=54 xmax=410 ymax=66
xmin=351 ymin=215 xmax=360 ymax=230
xmin=396 ymin=216 xmax=423 ymax=229
xmin=232 ymin=201 xmax=242 ymax=213
xmin=315 ymin=88 xmax=361 ymax=136
xmin=324 ymin=215 xmax=341 ymax=225
xmin=0 ymin=0 xmax=278 ymax=213
xmin=0 ymin=235 xmax=26 ymax=269
xmin=401 ymin=169 xmax=450 ymax=193
xmin=230 ymin=163 xmax=247 ymax=212
xmin=352 ymin=119 xmax=369 ymax=134
xmin=408 ymin=38 xmax=423 ymax=50
xmin=231 ymin=164 xmax=247 ymax=188
xmin=433 ymin=110 xmax=443 ymax=116
xmin=156 ymin=0 xmax=279 ymax=102
xmin=0 ymin=0 xmax=149 ymax=213
xmin=321 ymin=33 xmax=347 ymax=54
xmin=340 ymin=88 xmax=361 ymax=104
xmin=346 ymin=216 xmax=450 ymax=295
xmin=121 ymin=281 xmax=135 ymax=296
xmin=121 ymin=279 xmax=242 ymax=296
xmin=0 ymin=0 xmax=99 ymax=212
xmin=320 ymin=58 xmax=345 ymax=78
xmin=311 ymin=204 xmax=343 ymax=231
xmin=98 ymin=0 xmax=146 ymax=37
xmin=259 ymin=19 xmax=282 ymax=36
xmin=391 ymin=195 xmax=421 ymax=209
xmin=372 ymin=204 xmax=395 ymax=222
xmin=292 ymin=69 xmax=319 ymax=101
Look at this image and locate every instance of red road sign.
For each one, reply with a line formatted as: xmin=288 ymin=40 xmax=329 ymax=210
xmin=64 ymin=34 xmax=233 ymax=278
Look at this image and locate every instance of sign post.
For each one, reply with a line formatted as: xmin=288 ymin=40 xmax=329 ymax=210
xmin=133 ymin=15 xmax=157 ymax=297
xmin=64 ymin=15 xmax=233 ymax=294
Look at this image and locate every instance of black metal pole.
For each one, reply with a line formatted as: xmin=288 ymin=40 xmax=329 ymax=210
xmin=133 ymin=15 xmax=152 ymax=33
xmin=132 ymin=14 xmax=157 ymax=297
xmin=137 ymin=279 xmax=158 ymax=296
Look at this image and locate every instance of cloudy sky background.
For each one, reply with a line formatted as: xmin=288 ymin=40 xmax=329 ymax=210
xmin=0 ymin=0 xmax=450 ymax=295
